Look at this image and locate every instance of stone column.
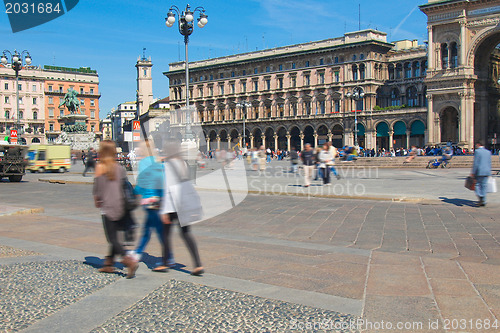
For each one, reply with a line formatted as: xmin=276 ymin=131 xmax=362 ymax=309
xmin=249 ymin=135 xmax=254 ymax=149
xmin=427 ymin=95 xmax=435 ymax=145
xmin=466 ymin=93 xmax=475 ymax=149
xmin=299 ymin=133 xmax=305 ymax=151
xmin=428 ymin=26 xmax=434 ymax=70
xmin=238 ymin=135 xmax=242 ymax=148
xmin=216 ymin=135 xmax=221 ymax=150
xmin=261 ymin=135 xmax=266 ymax=148
xmin=228 ymin=136 xmax=231 ymax=150
xmin=206 ymin=138 xmax=210 ymax=150
xmin=327 ymin=132 xmax=333 ymax=143
xmin=313 ymin=132 xmax=319 ymax=147
xmin=274 ymin=134 xmax=278 ymax=150
xmin=286 ymin=133 xmax=291 ymax=151
xmin=389 ymin=130 xmax=394 ymax=150
xmin=460 ymin=21 xmax=467 ymax=67
xmin=406 ymin=130 xmax=411 ymax=149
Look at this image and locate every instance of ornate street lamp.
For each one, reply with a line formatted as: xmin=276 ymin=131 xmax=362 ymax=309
xmin=1 ymin=50 xmax=32 ymax=144
xmin=166 ymin=4 xmax=207 ymax=141
xmin=236 ymin=101 xmax=251 ymax=151
xmin=345 ymin=86 xmax=364 ymax=147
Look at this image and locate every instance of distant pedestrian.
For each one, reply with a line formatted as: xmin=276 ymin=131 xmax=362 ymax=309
xmin=258 ymin=146 xmax=266 ymax=171
xmin=81 ymin=150 xmax=86 ymax=165
xmin=290 ymin=147 xmax=299 ymax=174
xmin=470 ymin=141 xmax=492 ymax=207
xmin=301 ymin=143 xmax=315 ymax=187
xmin=327 ymin=142 xmax=341 ymax=180
xmin=405 ymin=145 xmax=418 ymax=163
xmin=93 ymin=140 xmax=138 ymax=278
xmin=318 ymin=144 xmax=333 ymax=185
xmin=83 ymin=148 xmax=96 ymax=177
xmin=266 ymin=148 xmax=272 ymax=163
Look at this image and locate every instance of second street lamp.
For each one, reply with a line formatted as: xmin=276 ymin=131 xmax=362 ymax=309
xmin=1 ymin=49 xmax=32 ymax=144
xmin=166 ymin=4 xmax=207 ymax=141
xmin=236 ymin=101 xmax=251 ymax=151
xmin=345 ymin=87 xmax=364 ymax=148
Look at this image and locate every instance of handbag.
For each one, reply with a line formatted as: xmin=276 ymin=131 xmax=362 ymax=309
xmin=122 ymin=177 xmax=138 ymax=211
xmin=465 ymin=176 xmax=476 ymax=191
xmin=167 ymin=161 xmax=203 ymax=227
xmin=487 ymin=176 xmax=497 ymax=193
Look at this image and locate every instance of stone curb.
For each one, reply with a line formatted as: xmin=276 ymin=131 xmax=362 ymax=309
xmin=0 ymin=206 xmax=44 ymax=217
xmin=39 ymin=178 xmax=91 ymax=185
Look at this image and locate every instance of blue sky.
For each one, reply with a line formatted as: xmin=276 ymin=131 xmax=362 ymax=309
xmin=0 ymin=0 xmax=428 ymax=118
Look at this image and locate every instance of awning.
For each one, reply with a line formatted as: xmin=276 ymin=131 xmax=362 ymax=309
xmin=376 ymin=122 xmax=389 ymax=137
xmin=411 ymin=120 xmax=425 ymax=135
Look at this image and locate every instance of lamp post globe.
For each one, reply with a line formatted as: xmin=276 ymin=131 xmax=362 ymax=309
xmin=2 ymin=49 xmax=32 ymax=145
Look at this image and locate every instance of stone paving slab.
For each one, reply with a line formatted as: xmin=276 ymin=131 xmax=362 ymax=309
xmin=90 ymin=280 xmax=360 ymax=333
xmin=36 ymin=159 xmax=500 ymax=204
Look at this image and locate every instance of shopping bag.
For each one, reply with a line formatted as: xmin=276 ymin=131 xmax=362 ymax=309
xmin=465 ymin=176 xmax=476 ymax=191
xmin=487 ymin=176 xmax=497 ymax=193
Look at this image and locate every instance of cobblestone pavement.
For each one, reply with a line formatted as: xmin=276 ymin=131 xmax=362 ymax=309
xmin=91 ymin=280 xmax=359 ymax=333
xmin=0 ymin=260 xmax=119 ymax=332
xmin=0 ymin=245 xmax=40 ymax=258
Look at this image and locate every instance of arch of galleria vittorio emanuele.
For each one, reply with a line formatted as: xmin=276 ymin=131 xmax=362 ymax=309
xmin=164 ymin=0 xmax=500 ymax=151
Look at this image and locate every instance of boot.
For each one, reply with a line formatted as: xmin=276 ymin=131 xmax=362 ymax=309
xmin=98 ymin=256 xmax=114 ymax=273
xmin=122 ymin=255 xmax=138 ymax=279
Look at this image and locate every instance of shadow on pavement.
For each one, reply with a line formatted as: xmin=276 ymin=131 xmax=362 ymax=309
xmin=439 ymin=197 xmax=477 ymax=207
xmin=140 ymin=252 xmax=189 ymax=274
xmin=83 ymin=256 xmax=126 ymax=277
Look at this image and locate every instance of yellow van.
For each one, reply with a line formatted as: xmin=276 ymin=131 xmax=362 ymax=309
xmin=27 ymin=145 xmax=71 ymax=173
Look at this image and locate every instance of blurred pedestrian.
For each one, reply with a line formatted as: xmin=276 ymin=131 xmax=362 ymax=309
xmin=258 ymin=146 xmax=266 ymax=171
xmin=130 ymin=139 xmax=174 ymax=271
xmin=290 ymin=147 xmax=299 ymax=174
xmin=93 ymin=140 xmax=138 ymax=278
xmin=470 ymin=141 xmax=492 ymax=207
xmin=160 ymin=141 xmax=204 ymax=275
xmin=318 ymin=144 xmax=333 ymax=185
xmin=83 ymin=148 xmax=96 ymax=177
xmin=327 ymin=142 xmax=341 ymax=180
xmin=301 ymin=143 xmax=315 ymax=187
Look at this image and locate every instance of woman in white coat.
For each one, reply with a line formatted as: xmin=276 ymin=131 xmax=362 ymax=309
xmin=160 ymin=142 xmax=204 ymax=275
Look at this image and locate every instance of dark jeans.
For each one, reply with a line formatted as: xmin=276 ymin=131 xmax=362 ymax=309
xmin=163 ymin=213 xmax=202 ymax=267
xmin=321 ymin=167 xmax=330 ymax=184
xmin=83 ymin=162 xmax=95 ymax=176
xmin=136 ymin=208 xmax=163 ymax=255
xmin=102 ymin=214 xmax=126 ymax=259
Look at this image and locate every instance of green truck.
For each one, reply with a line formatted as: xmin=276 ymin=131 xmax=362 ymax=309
xmin=0 ymin=143 xmax=29 ymax=182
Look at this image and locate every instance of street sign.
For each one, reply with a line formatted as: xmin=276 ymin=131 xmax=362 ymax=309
xmin=132 ymin=120 xmax=140 ymax=142
xmin=10 ymin=129 xmax=17 ymax=144
xmin=133 ymin=121 xmax=140 ymax=131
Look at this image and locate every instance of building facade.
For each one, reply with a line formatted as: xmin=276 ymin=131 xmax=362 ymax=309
xmin=111 ymin=101 xmax=137 ymax=144
xmin=421 ymin=0 xmax=500 ymax=149
xmin=0 ymin=66 xmax=45 ymax=144
xmin=43 ymin=66 xmax=100 ymax=143
xmin=166 ymin=0 xmax=500 ymax=151
xmin=166 ymin=30 xmax=428 ymax=152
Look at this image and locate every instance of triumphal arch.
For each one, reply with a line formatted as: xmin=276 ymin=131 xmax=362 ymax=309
xmin=421 ymin=0 xmax=500 ymax=149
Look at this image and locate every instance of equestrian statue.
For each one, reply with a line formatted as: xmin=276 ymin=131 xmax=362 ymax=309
xmin=59 ymin=88 xmax=80 ymax=114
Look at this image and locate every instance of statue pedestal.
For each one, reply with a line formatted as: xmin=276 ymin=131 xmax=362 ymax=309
xmin=56 ymin=113 xmax=98 ymax=150
xmin=60 ymin=114 xmax=88 ymax=126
